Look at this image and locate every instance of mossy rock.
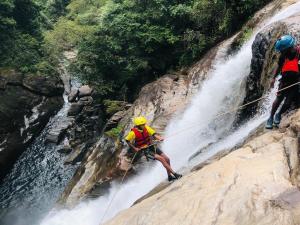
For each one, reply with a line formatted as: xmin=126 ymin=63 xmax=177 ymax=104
xmin=103 ymin=100 xmax=127 ymax=117
xmin=105 ymin=125 xmax=124 ymax=139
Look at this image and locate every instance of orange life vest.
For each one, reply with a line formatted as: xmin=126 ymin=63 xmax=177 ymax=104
xmin=132 ymin=127 xmax=151 ymax=148
xmin=282 ymin=48 xmax=300 ymax=73
xmin=282 ymin=58 xmax=299 ymax=73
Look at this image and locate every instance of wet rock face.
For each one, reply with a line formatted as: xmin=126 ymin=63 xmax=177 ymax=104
xmin=58 ymin=38 xmax=233 ymax=205
xmin=104 ymin=109 xmax=300 ymax=225
xmin=58 ymin=135 xmax=123 ymax=206
xmin=241 ymin=14 xmax=300 ymax=120
xmin=0 ymin=69 xmax=64 ymax=180
xmin=62 ymin=85 xmax=104 ymax=166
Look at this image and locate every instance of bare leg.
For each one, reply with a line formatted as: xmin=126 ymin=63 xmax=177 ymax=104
xmin=161 ymin=153 xmax=170 ymax=166
xmin=154 ymin=154 xmax=175 ymax=175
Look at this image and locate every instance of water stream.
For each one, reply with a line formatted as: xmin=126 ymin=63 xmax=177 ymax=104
xmin=0 ymin=55 xmax=80 ymax=225
xmin=0 ymin=95 xmax=77 ymax=225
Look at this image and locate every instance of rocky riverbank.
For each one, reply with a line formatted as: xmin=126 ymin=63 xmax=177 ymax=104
xmin=0 ymin=69 xmax=64 ymax=179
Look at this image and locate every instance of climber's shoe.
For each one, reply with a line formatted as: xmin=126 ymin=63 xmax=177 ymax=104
xmin=168 ymin=175 xmax=176 ymax=182
xmin=173 ymin=173 xmax=182 ymax=179
xmin=265 ymin=117 xmax=273 ymax=129
xmin=274 ymin=113 xmax=281 ymax=125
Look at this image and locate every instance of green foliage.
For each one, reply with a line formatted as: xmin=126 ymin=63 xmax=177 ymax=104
xmin=103 ymin=100 xmax=126 ymax=116
xmin=44 ymin=18 xmax=96 ymax=56
xmin=45 ymin=0 xmax=71 ymax=22
xmin=42 ymin=0 xmax=107 ymax=65
xmin=240 ymin=28 xmax=253 ymax=44
xmin=105 ymin=125 xmax=124 ymax=139
xmin=13 ymin=0 xmax=40 ymax=35
xmin=70 ymin=0 xmax=271 ymax=101
xmin=0 ymin=0 xmax=272 ymax=95
xmin=0 ymin=0 xmax=48 ymax=73
xmin=0 ymin=0 xmax=15 ymax=56
xmin=2 ymin=33 xmax=42 ymax=73
xmin=74 ymin=0 xmax=193 ymax=100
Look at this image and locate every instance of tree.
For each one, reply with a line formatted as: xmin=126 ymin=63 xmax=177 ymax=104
xmin=0 ymin=0 xmax=15 ymax=56
xmin=13 ymin=0 xmax=40 ymax=36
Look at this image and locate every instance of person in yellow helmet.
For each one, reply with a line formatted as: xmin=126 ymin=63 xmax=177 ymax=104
xmin=125 ymin=116 xmax=182 ymax=181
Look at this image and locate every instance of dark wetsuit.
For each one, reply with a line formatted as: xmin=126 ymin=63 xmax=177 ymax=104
xmin=271 ymin=47 xmax=300 ymax=117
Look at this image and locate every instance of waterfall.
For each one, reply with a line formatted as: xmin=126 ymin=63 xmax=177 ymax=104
xmin=22 ymin=2 xmax=300 ymax=225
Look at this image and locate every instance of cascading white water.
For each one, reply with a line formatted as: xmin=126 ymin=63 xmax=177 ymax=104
xmin=40 ymin=2 xmax=300 ymax=225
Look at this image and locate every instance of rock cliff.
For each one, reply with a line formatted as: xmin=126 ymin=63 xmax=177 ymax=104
xmin=0 ymin=69 xmax=64 ymax=179
xmin=58 ymin=35 xmax=232 ymax=206
xmin=104 ymin=109 xmax=300 ymax=225
xmin=58 ymin=0 xmax=299 ymax=206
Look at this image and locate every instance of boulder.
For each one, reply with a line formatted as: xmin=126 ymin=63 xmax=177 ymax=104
xmin=23 ymin=73 xmax=64 ymax=97
xmin=67 ymin=103 xmax=84 ymax=116
xmin=68 ymin=88 xmax=79 ymax=102
xmin=58 ymin=135 xmax=122 ymax=206
xmin=78 ymin=96 xmax=93 ymax=106
xmin=57 ymin=145 xmax=72 ymax=154
xmin=105 ymin=110 xmax=128 ymax=130
xmin=64 ymin=145 xmax=85 ymax=165
xmin=78 ymin=85 xmax=93 ymax=97
xmin=45 ymin=118 xmax=73 ymax=144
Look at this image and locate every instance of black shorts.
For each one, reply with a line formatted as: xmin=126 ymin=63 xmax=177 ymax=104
xmin=129 ymin=145 xmax=163 ymax=162
xmin=278 ymin=72 xmax=299 ymax=97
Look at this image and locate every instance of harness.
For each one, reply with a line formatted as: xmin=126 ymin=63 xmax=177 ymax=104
xmin=143 ymin=147 xmax=156 ymax=161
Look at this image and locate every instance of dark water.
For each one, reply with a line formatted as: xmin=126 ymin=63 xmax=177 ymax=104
xmin=0 ymin=103 xmax=77 ymax=225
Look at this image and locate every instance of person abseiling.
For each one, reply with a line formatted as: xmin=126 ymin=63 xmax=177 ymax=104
xmin=125 ymin=116 xmax=182 ymax=181
xmin=266 ymin=35 xmax=300 ymax=129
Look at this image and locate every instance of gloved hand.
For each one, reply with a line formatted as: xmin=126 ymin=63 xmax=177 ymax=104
xmin=133 ymin=147 xmax=141 ymax=152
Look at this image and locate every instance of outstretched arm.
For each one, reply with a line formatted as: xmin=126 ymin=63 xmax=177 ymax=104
xmin=271 ymin=54 xmax=285 ymax=88
xmin=153 ymin=134 xmax=164 ymax=142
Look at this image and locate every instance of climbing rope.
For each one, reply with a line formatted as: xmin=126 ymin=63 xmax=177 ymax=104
xmin=160 ymin=81 xmax=300 ymax=141
xmin=99 ymin=143 xmax=159 ymax=224
xmin=99 ymin=80 xmax=300 ymax=225
xmin=99 ymin=150 xmax=138 ymax=225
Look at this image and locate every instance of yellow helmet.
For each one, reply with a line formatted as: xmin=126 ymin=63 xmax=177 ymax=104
xmin=133 ymin=116 xmax=147 ymax=126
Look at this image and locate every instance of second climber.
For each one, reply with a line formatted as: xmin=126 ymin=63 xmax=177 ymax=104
xmin=266 ymin=35 xmax=300 ymax=129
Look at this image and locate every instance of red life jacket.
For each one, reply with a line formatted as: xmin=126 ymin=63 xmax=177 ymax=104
xmin=132 ymin=127 xmax=151 ymax=147
xmin=282 ymin=47 xmax=300 ymax=73
xmin=282 ymin=58 xmax=299 ymax=73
